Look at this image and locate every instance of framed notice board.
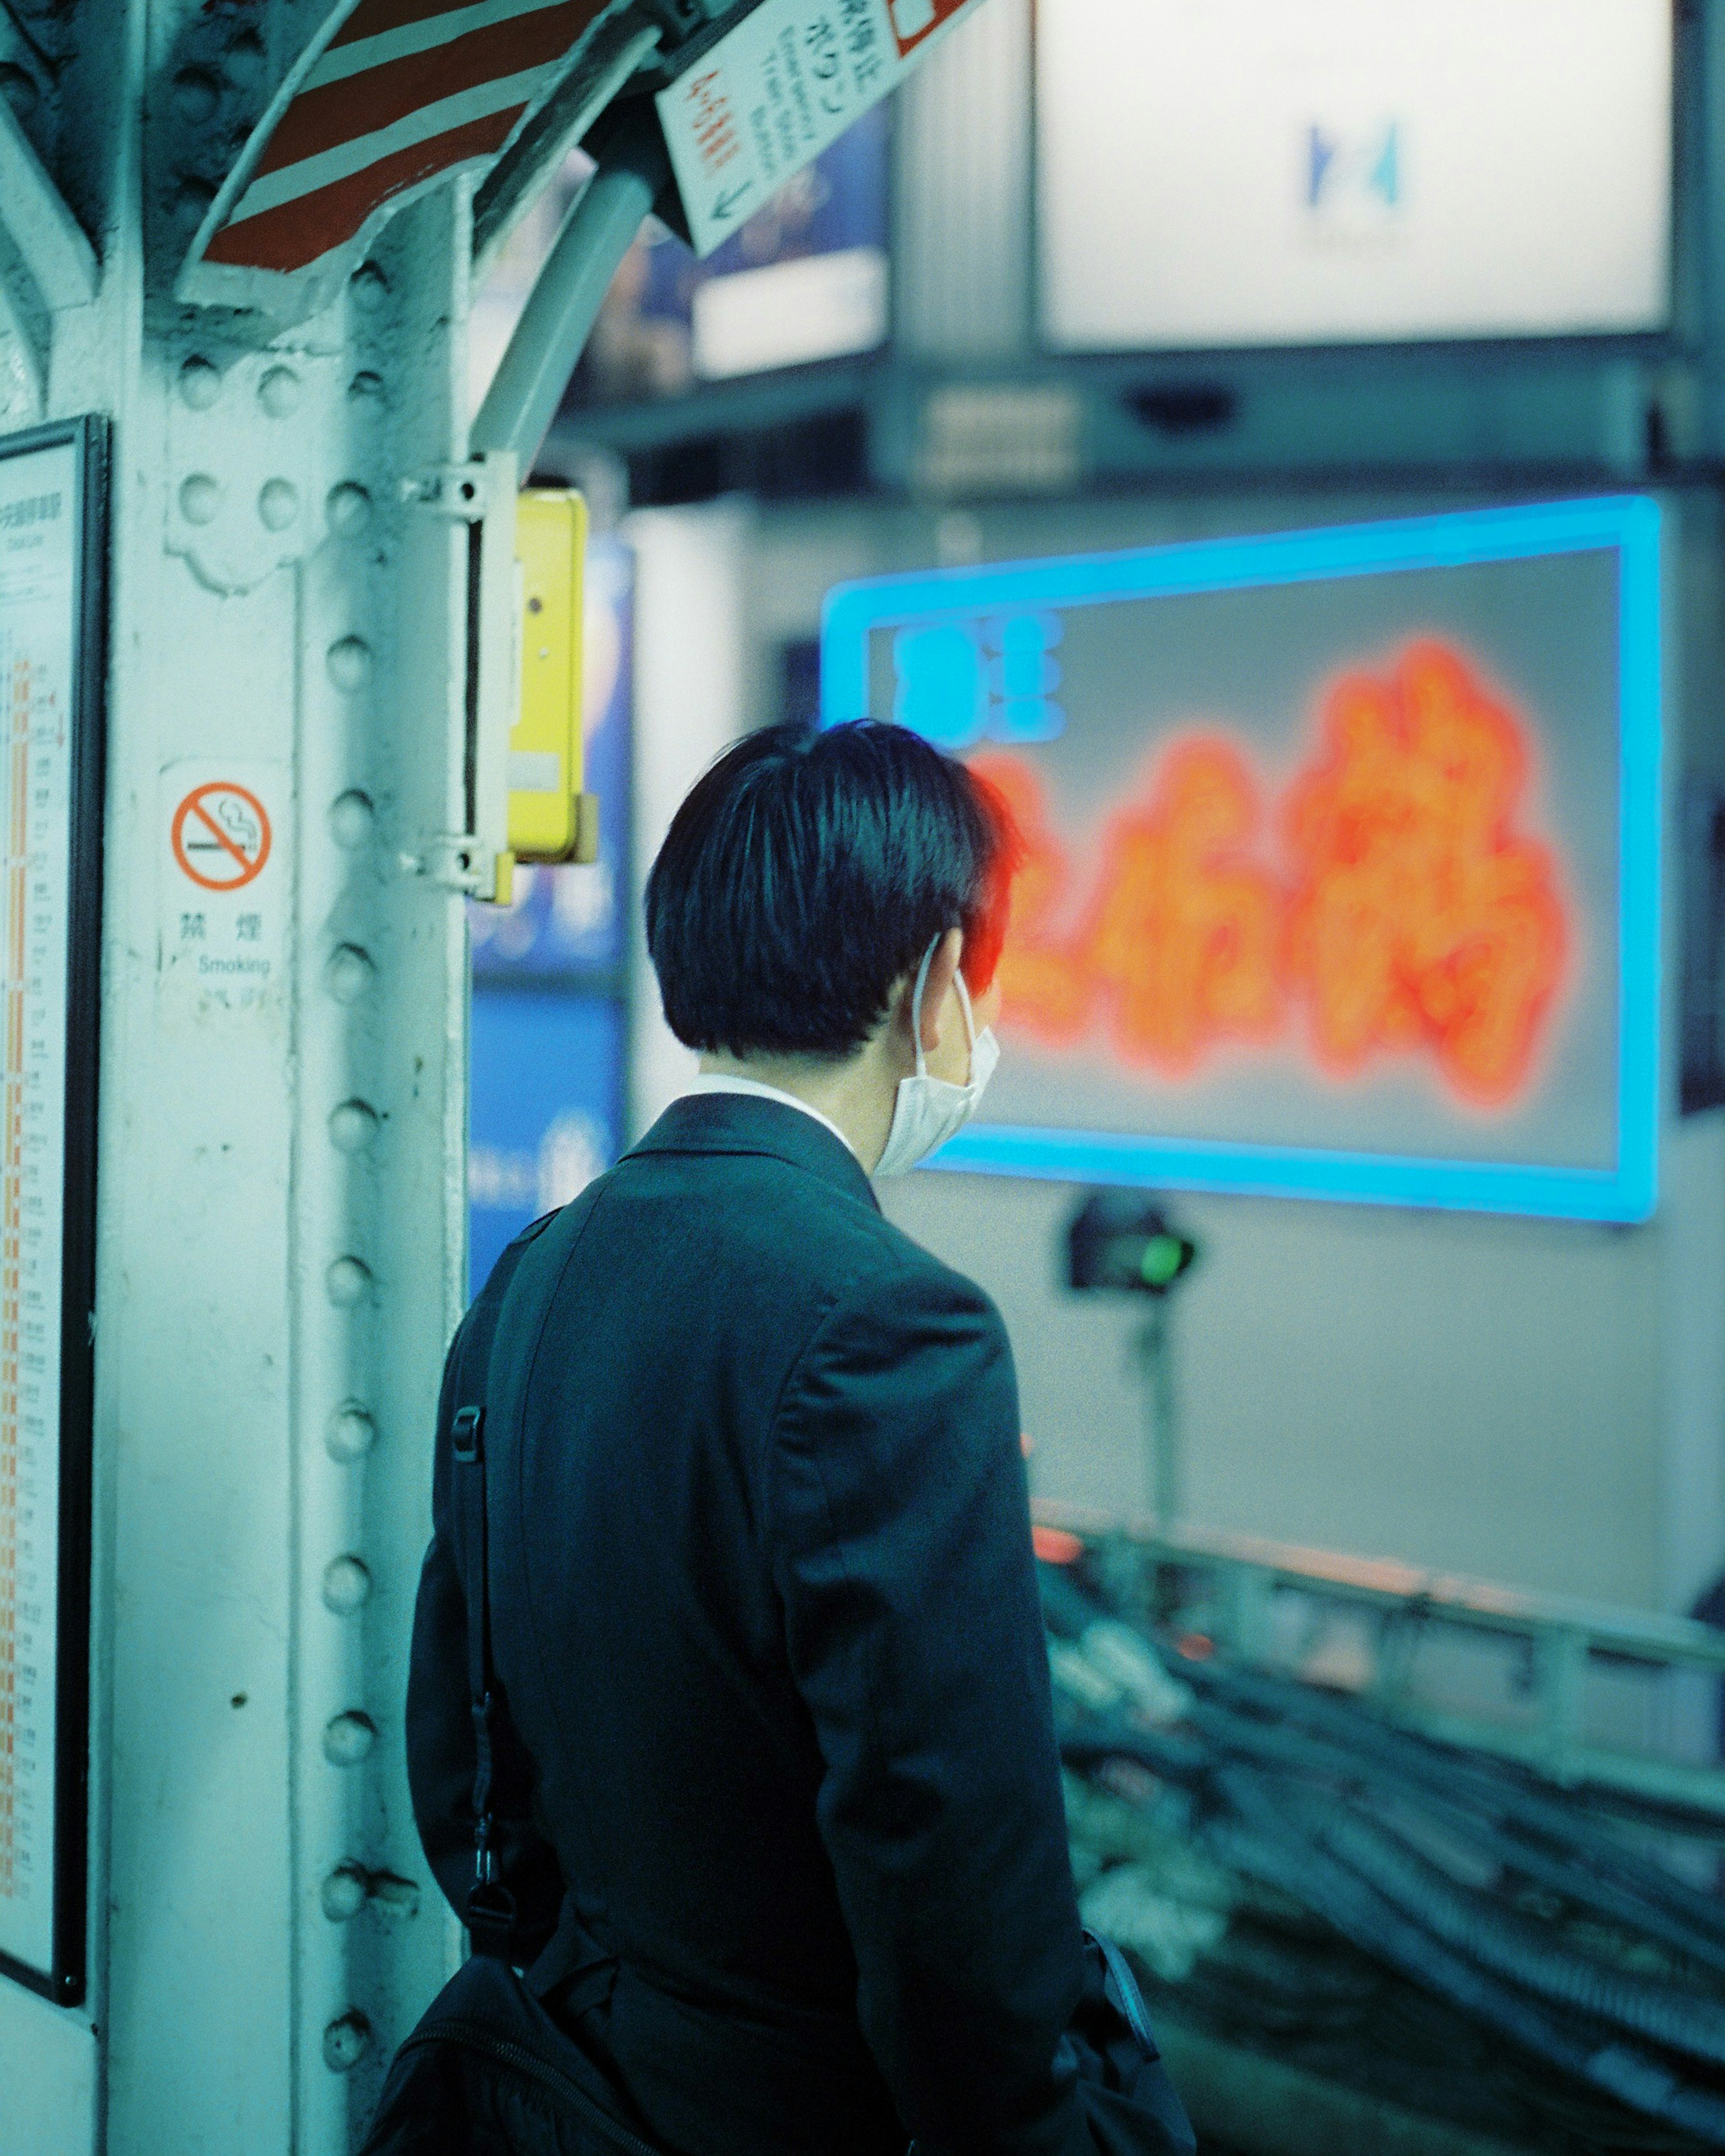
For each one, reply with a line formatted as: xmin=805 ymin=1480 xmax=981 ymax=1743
xmin=0 ymin=417 xmax=106 ymax=2005
xmin=823 ymin=499 xmax=1662 ymax=1222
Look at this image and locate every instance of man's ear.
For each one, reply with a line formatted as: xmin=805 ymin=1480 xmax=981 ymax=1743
xmin=916 ymin=929 xmax=964 ymax=1055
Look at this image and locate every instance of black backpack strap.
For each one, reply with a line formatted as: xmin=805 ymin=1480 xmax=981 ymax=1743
xmin=445 ymin=1218 xmax=554 ymax=1960
xmin=1091 ymin=1929 xmax=1157 ymax=2054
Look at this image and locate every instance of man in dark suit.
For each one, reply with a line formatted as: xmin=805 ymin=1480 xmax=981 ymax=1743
xmin=407 ymin=721 xmax=1094 ymax=2156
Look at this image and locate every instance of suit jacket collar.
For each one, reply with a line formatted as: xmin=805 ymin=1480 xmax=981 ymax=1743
xmin=628 ymin=1092 xmax=881 ymax=1212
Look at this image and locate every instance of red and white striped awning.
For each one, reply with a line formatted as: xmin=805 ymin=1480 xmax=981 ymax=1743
xmin=177 ymin=0 xmax=626 ymax=315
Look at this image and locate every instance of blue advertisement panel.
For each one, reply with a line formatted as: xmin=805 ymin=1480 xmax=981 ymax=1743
xmin=469 ymin=990 xmax=625 ymax=1298
xmin=578 ymin=102 xmax=890 ymax=398
xmin=822 ymin=499 xmax=1662 ymax=1222
xmin=473 ymin=536 xmax=633 ymax=979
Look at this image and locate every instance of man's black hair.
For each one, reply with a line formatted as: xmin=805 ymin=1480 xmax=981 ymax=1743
xmin=646 ymin=720 xmax=1017 ymax=1060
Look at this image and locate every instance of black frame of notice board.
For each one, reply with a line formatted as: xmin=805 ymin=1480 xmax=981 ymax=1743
xmin=0 ymin=415 xmax=107 ymax=2008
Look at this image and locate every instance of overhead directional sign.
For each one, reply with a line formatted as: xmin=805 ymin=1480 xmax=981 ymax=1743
xmin=656 ymin=0 xmax=986 ymax=256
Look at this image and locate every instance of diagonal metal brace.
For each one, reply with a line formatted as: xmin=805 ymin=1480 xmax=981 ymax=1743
xmin=0 ymin=100 xmax=97 ymax=313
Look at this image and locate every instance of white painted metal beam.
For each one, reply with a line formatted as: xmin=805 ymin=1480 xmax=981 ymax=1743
xmin=0 ymin=102 xmax=97 ymax=314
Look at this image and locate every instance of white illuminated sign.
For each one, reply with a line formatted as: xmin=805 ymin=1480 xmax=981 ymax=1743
xmin=692 ymin=245 xmax=889 ymax=378
xmin=1038 ymin=0 xmax=1673 ymax=351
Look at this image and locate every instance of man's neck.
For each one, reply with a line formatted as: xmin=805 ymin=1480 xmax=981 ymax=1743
xmin=698 ymin=1042 xmax=900 ymax=1175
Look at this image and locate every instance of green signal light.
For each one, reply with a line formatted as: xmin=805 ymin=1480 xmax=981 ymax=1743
xmin=1139 ymin=1234 xmax=1188 ymax=1289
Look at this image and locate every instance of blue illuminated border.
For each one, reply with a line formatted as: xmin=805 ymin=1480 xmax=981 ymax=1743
xmin=820 ymin=499 xmax=1663 ymax=1222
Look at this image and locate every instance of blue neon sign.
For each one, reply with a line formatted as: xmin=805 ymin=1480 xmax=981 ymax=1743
xmin=821 ymin=499 xmax=1662 ymax=1223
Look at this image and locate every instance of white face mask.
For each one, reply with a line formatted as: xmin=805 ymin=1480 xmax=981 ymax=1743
xmin=873 ymin=938 xmax=1001 ymax=1179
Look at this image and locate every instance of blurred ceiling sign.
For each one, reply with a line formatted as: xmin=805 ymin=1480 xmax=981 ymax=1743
xmin=657 ymin=0 xmax=982 ymax=256
xmin=1039 ymin=0 xmax=1673 ymax=351
xmin=574 ymin=101 xmax=889 ymax=403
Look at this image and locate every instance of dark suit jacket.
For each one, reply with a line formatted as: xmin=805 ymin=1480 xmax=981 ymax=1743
xmin=407 ymin=1094 xmax=1088 ymax=2156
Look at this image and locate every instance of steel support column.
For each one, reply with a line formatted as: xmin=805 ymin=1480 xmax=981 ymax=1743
xmin=0 ymin=5 xmax=480 ymax=2148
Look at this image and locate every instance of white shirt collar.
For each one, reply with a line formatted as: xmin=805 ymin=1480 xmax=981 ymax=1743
xmin=681 ymin=1074 xmax=859 ymax=1162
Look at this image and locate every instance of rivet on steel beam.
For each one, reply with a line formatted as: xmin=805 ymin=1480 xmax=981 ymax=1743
xmin=325 ymin=943 xmax=374 ymax=1003
xmin=327 ymin=482 xmax=373 ymax=536
xmin=327 ymin=1098 xmax=379 ymax=1153
xmin=173 ymin=178 xmax=215 ymax=235
xmin=169 ymin=67 xmax=218 ymax=126
xmin=327 ymin=1402 xmax=376 ymax=1463
xmin=222 ymin=28 xmax=265 ymax=91
xmin=178 ymin=475 xmax=221 ymax=526
xmin=329 ymin=788 xmax=375 ymax=848
xmin=322 ymin=2011 xmax=372 ymax=2073
xmin=367 ymin=1872 xmax=421 ymax=1923
xmin=258 ymin=478 xmax=299 ymax=531
xmin=0 ymin=63 xmax=41 ymax=122
xmin=322 ymin=1555 xmax=372 ymax=1615
xmin=258 ymin=365 xmax=301 ymax=419
xmin=323 ymin=1711 xmax=376 ymax=1767
xmin=326 ymin=1255 xmax=372 ymax=1308
xmin=326 ymin=635 xmax=372 ymax=693
xmin=320 ymin=1863 xmax=368 ymax=1922
xmin=350 ymin=261 xmax=389 ymax=313
xmin=177 ymin=356 xmax=221 ymax=410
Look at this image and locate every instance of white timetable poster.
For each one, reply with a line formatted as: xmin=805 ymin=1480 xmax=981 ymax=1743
xmin=0 ymin=420 xmax=102 ymax=2006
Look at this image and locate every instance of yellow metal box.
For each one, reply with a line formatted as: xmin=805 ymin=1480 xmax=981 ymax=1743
xmin=509 ymin=488 xmax=597 ymax=864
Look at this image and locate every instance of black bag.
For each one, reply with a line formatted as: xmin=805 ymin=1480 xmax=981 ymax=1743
xmin=360 ymin=1924 xmax=1193 ymax=2156
xmin=363 ymin=1237 xmax=1194 ymax=2156
xmin=1063 ymin=1934 xmax=1196 ymax=2156
xmin=361 ymin=1246 xmax=668 ymax=2156
xmin=359 ymin=1949 xmax=663 ymax=2156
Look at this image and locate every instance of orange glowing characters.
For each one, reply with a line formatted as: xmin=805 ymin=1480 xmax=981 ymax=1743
xmin=970 ymin=640 xmax=1573 ymax=1107
xmin=1283 ymin=643 xmax=1570 ymax=1106
xmin=1080 ymin=739 xmax=1284 ymax=1075
xmin=969 ymin=751 xmax=1093 ymax=1046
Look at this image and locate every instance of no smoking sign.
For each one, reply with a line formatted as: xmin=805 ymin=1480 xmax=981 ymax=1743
xmin=160 ymin=761 xmax=286 ymax=1017
xmin=171 ymin=781 xmax=272 ymax=892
